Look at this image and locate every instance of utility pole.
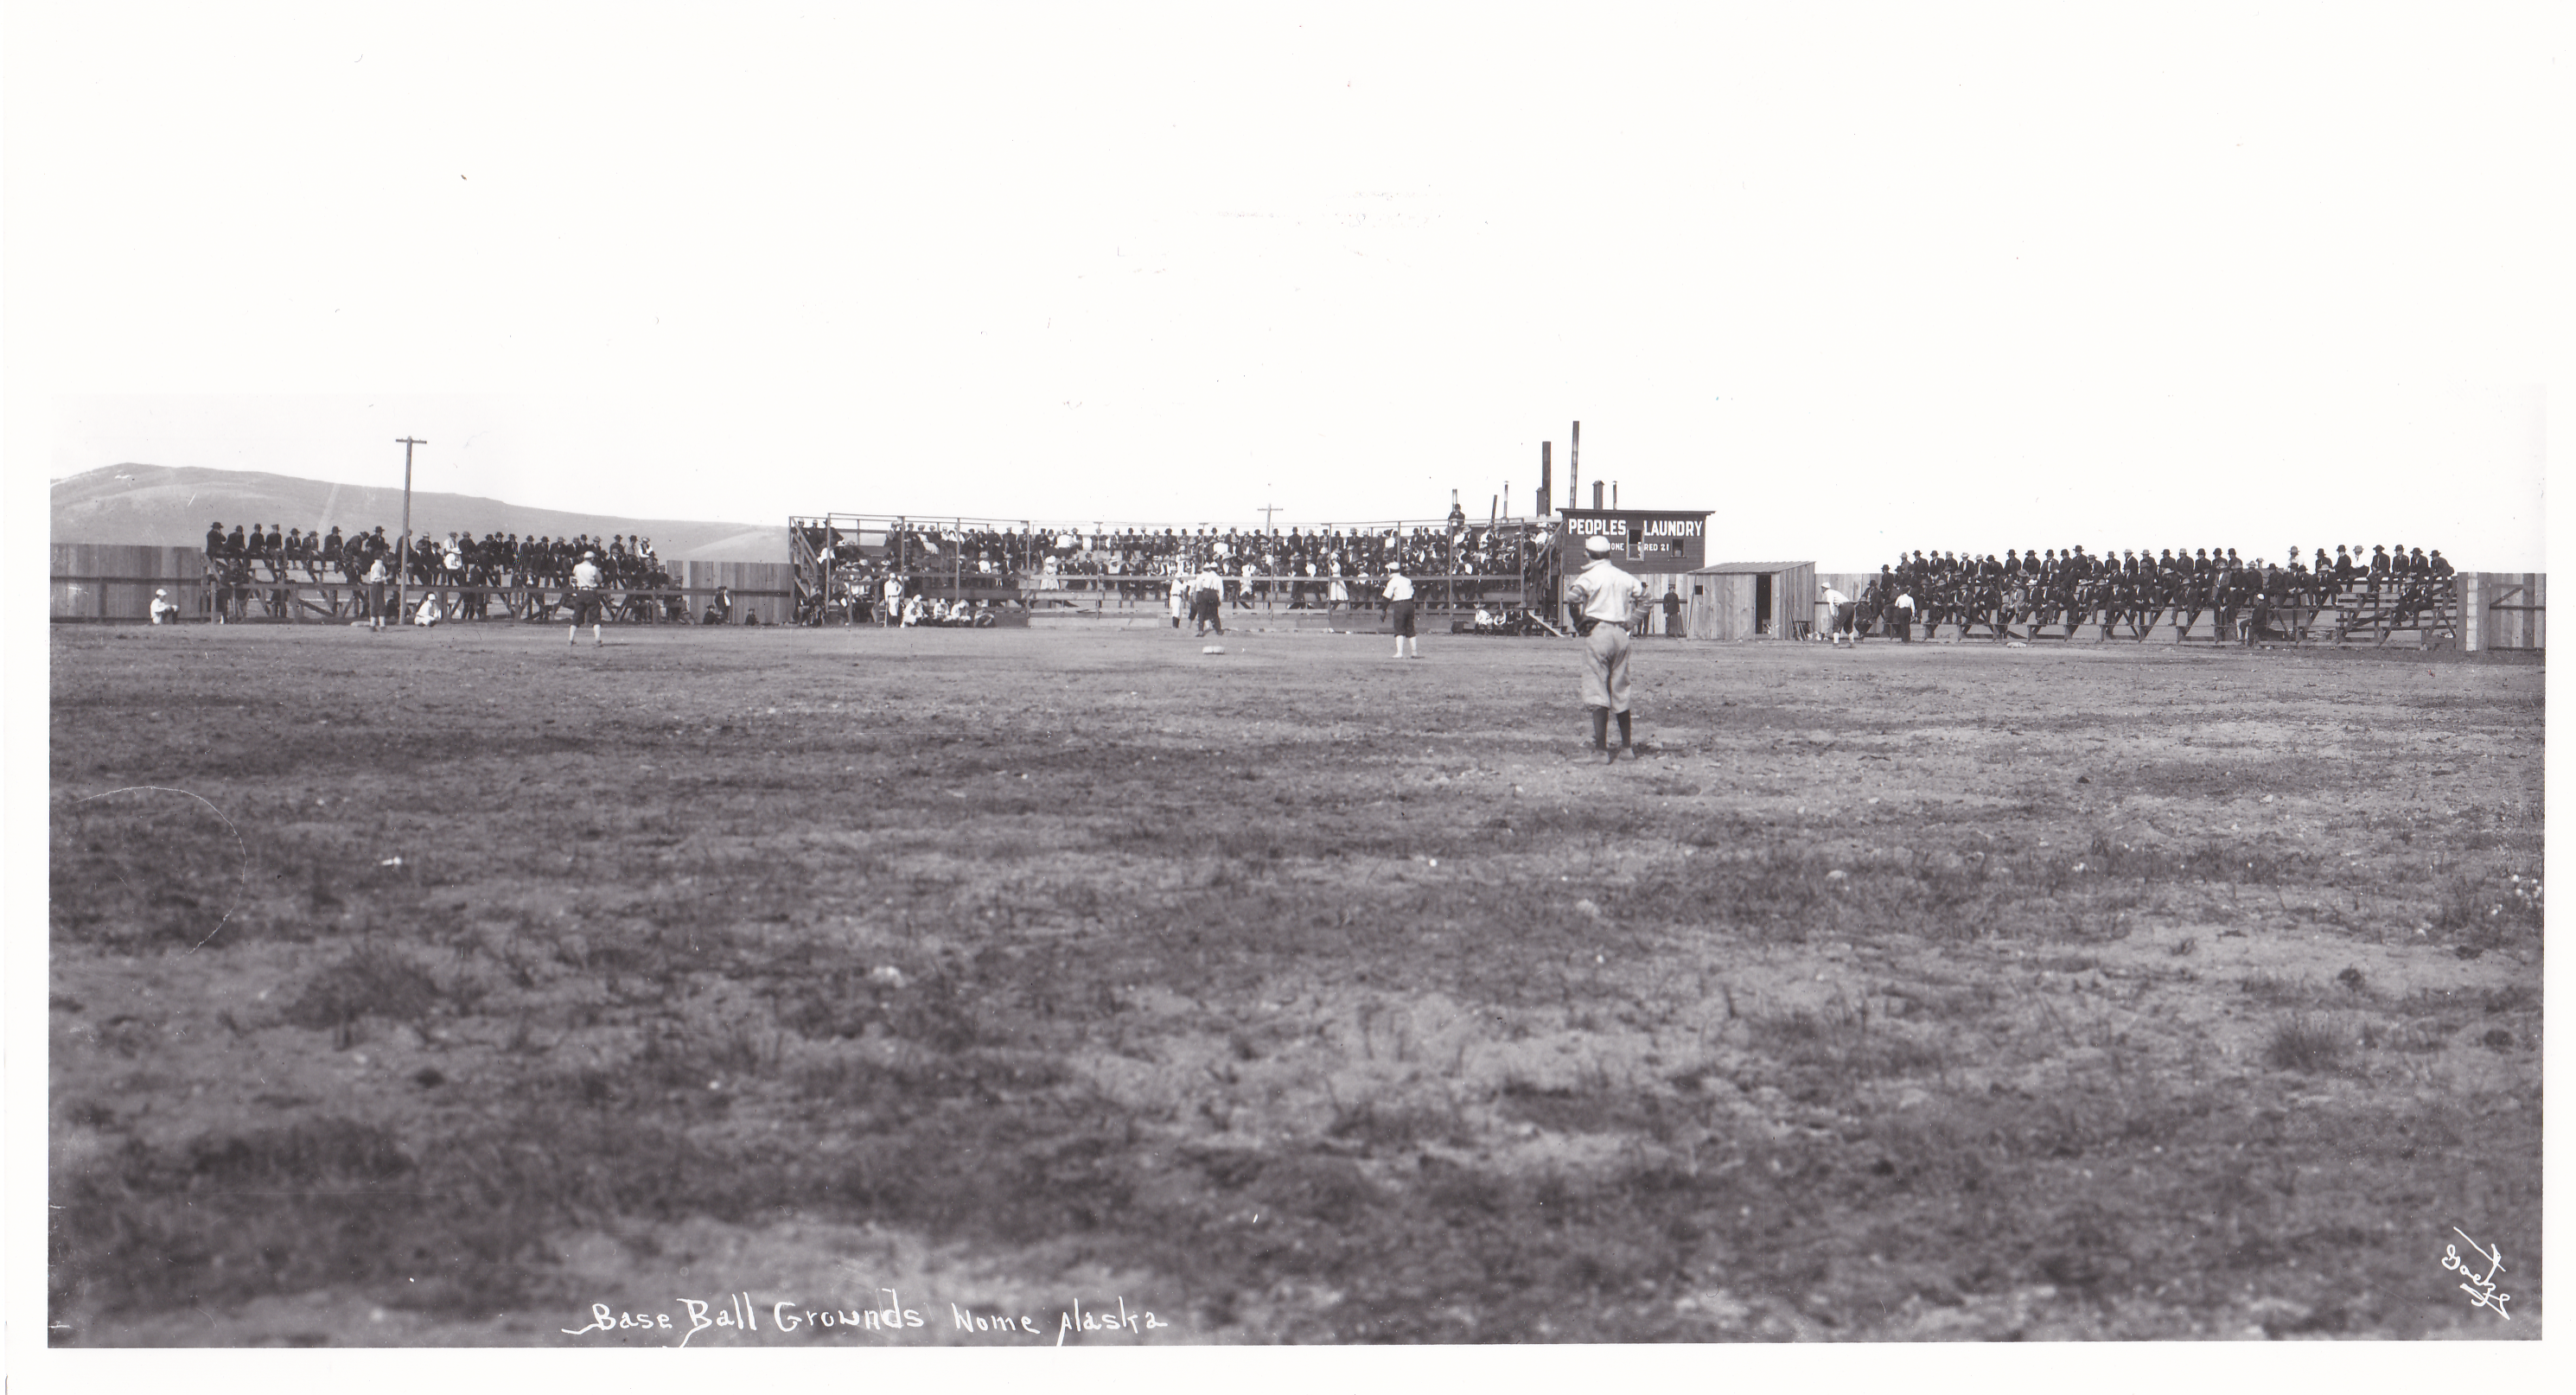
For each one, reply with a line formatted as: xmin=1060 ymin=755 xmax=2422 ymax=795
xmin=1259 ymin=502 xmax=1282 ymax=532
xmin=395 ymin=436 xmax=425 ymax=616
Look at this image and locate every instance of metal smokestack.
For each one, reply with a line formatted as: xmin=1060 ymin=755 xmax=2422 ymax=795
xmin=1538 ymin=443 xmax=1552 ymax=517
xmin=1592 ymin=481 xmax=1604 ymax=509
xmin=1569 ymin=421 xmax=1581 ymax=510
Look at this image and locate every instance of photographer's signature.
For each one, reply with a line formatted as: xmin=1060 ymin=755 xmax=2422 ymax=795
xmin=2443 ymin=1227 xmax=2510 ymax=1321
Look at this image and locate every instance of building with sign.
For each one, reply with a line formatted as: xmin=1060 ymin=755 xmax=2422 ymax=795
xmin=1555 ymin=508 xmax=1714 ymax=575
xmin=1546 ymin=508 xmax=1713 ymax=634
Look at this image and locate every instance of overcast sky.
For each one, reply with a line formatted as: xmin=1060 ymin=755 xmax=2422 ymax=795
xmin=9 ymin=4 xmax=2562 ymax=571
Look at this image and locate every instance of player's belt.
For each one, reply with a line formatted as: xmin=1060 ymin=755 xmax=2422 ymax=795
xmin=1592 ymin=620 xmax=1628 ymax=630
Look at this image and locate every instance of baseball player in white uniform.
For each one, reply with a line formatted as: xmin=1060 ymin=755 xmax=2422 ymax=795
xmin=1384 ymin=564 xmax=1419 ymax=658
xmin=567 ymin=551 xmax=606 ymax=647
xmin=1565 ymin=533 xmax=1647 ymax=762
xmin=363 ymin=554 xmax=392 ymax=633
xmin=1821 ymin=583 xmax=1856 ymax=646
xmin=1188 ymin=563 xmax=1227 ymax=636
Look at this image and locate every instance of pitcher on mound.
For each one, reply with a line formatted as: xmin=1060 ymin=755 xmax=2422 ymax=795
xmin=1566 ymin=534 xmax=1646 ymax=763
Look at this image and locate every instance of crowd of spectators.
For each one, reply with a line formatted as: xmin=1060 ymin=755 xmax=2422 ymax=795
xmin=1854 ymin=542 xmax=2458 ymax=641
xmin=198 ymin=519 xmax=698 ymax=622
xmin=800 ymin=517 xmax=1558 ymax=623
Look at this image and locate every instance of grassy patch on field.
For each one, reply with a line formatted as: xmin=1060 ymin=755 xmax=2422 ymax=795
xmin=47 ymin=629 xmax=2544 ymax=1341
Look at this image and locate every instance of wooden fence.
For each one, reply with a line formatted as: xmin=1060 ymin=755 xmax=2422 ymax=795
xmin=48 ymin=545 xmax=207 ymax=622
xmin=2465 ymin=572 xmax=2545 ymax=652
xmin=54 ymin=544 xmax=2543 ymax=651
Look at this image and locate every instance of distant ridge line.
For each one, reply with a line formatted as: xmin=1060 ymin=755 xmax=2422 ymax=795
xmin=51 ymin=463 xmax=786 ymax=564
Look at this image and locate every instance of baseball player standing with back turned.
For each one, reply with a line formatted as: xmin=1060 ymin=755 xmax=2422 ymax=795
xmin=567 ymin=550 xmax=606 ymax=647
xmin=1384 ymin=563 xmax=1418 ymax=658
xmin=1565 ymin=533 xmax=1647 ymax=763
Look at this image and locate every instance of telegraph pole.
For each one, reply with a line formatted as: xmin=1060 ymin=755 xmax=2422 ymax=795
xmin=395 ymin=436 xmax=425 ymax=616
xmin=1259 ymin=502 xmax=1282 ymax=532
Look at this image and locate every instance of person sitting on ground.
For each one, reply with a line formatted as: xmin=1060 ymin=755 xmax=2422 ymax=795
xmin=150 ymin=588 xmax=180 ymax=625
xmin=703 ymin=585 xmax=733 ymax=626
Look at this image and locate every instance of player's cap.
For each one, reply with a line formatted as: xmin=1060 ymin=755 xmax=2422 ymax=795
xmin=155 ymin=589 xmax=167 ymax=596
xmin=583 ymin=551 xmax=597 ymax=559
xmin=1584 ymin=535 xmax=1613 ymax=556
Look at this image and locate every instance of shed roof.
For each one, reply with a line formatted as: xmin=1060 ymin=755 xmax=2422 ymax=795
xmin=1687 ymin=561 xmax=1814 ymax=576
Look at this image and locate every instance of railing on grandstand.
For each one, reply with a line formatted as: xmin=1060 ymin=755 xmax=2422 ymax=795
xmin=799 ymin=572 xmax=1540 ymax=625
xmin=188 ymin=557 xmax=792 ymax=626
xmin=787 ymin=511 xmax=1565 ymax=627
xmin=1833 ymin=579 xmax=2465 ymax=645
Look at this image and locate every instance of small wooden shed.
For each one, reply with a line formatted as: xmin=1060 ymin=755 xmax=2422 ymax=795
xmin=1685 ymin=561 xmax=1816 ymax=640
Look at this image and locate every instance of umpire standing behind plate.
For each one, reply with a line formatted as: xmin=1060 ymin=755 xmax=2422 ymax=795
xmin=1566 ymin=534 xmax=1647 ymax=763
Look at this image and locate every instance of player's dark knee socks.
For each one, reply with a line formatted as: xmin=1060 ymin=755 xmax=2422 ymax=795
xmin=1616 ymin=711 xmax=1631 ymax=746
xmin=1588 ymin=706 xmax=1609 ymax=749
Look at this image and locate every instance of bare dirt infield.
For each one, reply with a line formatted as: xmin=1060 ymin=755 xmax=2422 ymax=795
xmin=48 ymin=622 xmax=2541 ymax=1344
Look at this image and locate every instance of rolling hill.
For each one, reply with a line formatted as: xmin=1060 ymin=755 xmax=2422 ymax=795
xmin=49 ymin=465 xmax=787 ymax=563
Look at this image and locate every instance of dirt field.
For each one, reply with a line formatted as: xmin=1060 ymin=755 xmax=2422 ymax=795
xmin=46 ymin=621 xmax=2542 ymax=1344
